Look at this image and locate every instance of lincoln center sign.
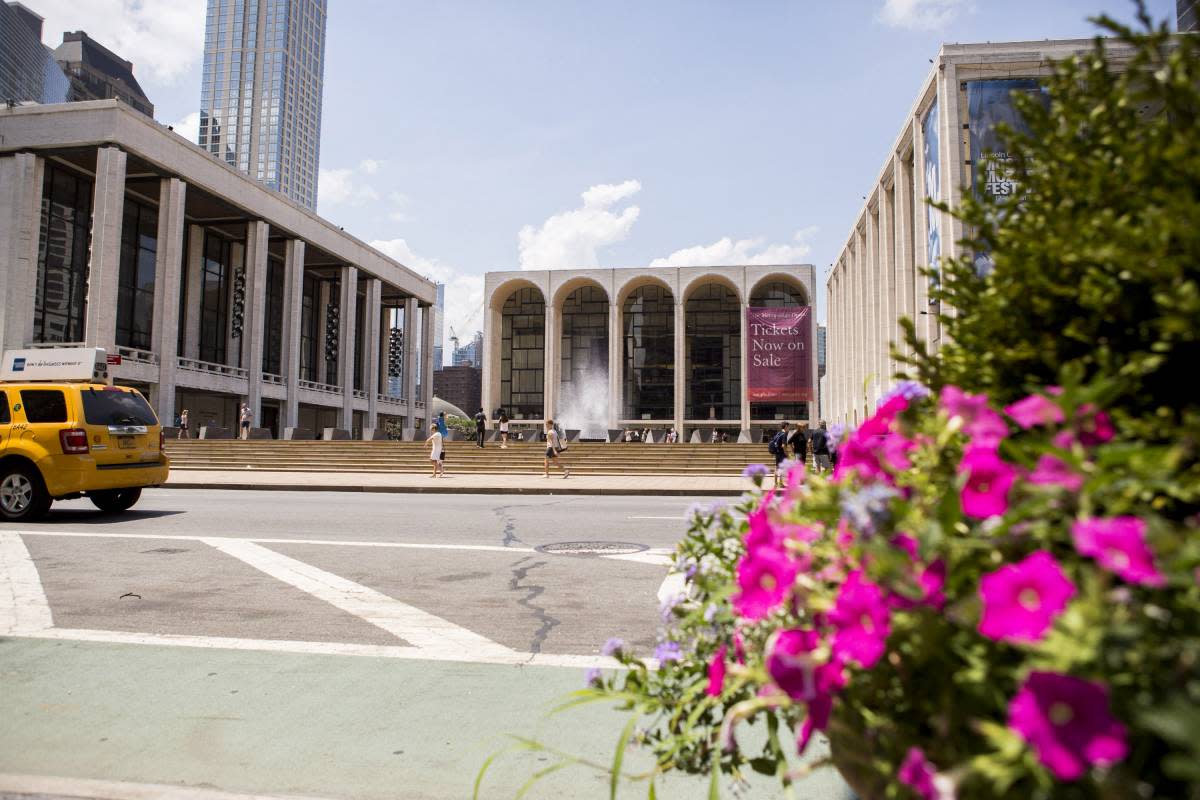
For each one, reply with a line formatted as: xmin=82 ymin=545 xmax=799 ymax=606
xmin=746 ymin=306 xmax=813 ymax=403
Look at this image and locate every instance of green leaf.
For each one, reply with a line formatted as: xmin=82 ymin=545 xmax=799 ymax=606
xmin=516 ymin=760 xmax=575 ymax=799
xmin=610 ymin=715 xmax=639 ymax=800
xmin=708 ymin=756 xmax=721 ymax=800
xmin=473 ymin=746 xmax=506 ymax=800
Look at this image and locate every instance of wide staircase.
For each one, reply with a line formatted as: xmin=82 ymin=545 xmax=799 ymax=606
xmin=163 ymin=439 xmax=772 ymax=476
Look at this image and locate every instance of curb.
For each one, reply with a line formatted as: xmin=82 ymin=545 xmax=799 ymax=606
xmin=162 ymin=481 xmax=741 ymax=497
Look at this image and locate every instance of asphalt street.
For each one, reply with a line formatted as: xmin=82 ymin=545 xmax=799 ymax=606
xmin=0 ymin=489 xmax=852 ymax=800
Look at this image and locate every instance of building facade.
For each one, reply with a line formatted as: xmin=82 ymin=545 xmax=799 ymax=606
xmin=0 ymin=2 xmax=70 ymax=106
xmin=482 ymin=265 xmax=819 ymax=437
xmin=53 ymin=32 xmax=154 ymax=116
xmin=452 ymin=331 xmax=482 ymax=368
xmin=1181 ymin=0 xmax=1198 ymax=32
xmin=0 ymin=100 xmax=437 ymax=437
xmin=823 ymin=39 xmax=1134 ymax=426
xmin=434 ymin=365 xmax=481 ymax=418
xmin=198 ymin=0 xmax=327 ymax=209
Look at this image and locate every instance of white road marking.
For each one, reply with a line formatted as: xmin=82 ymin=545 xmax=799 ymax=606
xmin=14 ymin=628 xmax=626 ymax=669
xmin=0 ymin=772 xmax=329 ymax=800
xmin=8 ymin=529 xmax=537 ymax=553
xmin=0 ymin=532 xmax=53 ymax=634
xmin=628 ymin=515 xmax=688 ymax=520
xmin=656 ymin=571 xmax=689 ymax=605
xmin=603 ymin=550 xmax=674 ymax=567
xmin=202 ymin=537 xmax=516 ymax=659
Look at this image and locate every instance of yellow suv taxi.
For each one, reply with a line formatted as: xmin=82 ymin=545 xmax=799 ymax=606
xmin=0 ymin=349 xmax=169 ymax=521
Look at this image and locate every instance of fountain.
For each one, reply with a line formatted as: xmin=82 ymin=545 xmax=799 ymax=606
xmin=556 ymin=366 xmax=610 ymax=440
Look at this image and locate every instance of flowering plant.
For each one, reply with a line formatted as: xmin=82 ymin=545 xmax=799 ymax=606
xmin=573 ymin=379 xmax=1198 ymax=798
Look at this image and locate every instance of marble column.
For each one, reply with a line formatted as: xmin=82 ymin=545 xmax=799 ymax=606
xmin=182 ymin=225 xmax=204 ymax=360
xmin=151 ymin=178 xmax=186 ymax=423
xmin=673 ymin=299 xmax=685 ymax=434
xmin=542 ymin=303 xmax=557 ymax=421
xmin=421 ymin=303 xmax=436 ymax=424
xmin=403 ymin=296 xmax=418 ymax=428
xmin=607 ymin=300 xmax=622 ymax=429
xmin=85 ymin=146 xmax=127 ymax=351
xmin=0 ymin=153 xmax=45 ymax=350
xmin=364 ymin=278 xmax=381 ymax=427
xmin=338 ymin=266 xmax=358 ymax=431
xmin=282 ymin=239 xmax=306 ymax=428
xmin=739 ymin=302 xmax=750 ymax=433
xmin=242 ymin=220 xmax=269 ymax=425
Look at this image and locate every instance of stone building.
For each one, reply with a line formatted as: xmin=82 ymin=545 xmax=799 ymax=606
xmin=0 ymin=100 xmax=436 ymax=437
xmin=434 ymin=365 xmax=481 ymax=418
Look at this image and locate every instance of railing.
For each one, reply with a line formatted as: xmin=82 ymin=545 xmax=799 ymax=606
xmin=298 ymin=379 xmax=340 ymax=395
xmin=352 ymin=389 xmax=367 ymax=400
xmin=177 ymin=357 xmax=247 ymax=379
xmin=377 ymin=393 xmax=405 ymax=407
xmin=414 ymin=399 xmax=426 ymax=410
xmin=117 ymin=346 xmax=157 ymax=365
xmin=262 ymin=373 xmax=285 ymax=386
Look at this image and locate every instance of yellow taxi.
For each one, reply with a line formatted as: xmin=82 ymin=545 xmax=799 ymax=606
xmin=0 ymin=348 xmax=169 ymax=521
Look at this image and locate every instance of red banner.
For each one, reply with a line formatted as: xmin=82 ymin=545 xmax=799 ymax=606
xmin=746 ymin=307 xmax=813 ymax=403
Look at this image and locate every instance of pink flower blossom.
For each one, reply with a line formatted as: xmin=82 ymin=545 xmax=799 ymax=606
xmin=1008 ymin=671 xmax=1128 ymax=780
xmin=1075 ymin=404 xmax=1115 ymax=446
xmin=1005 ymin=393 xmax=1066 ymax=428
xmin=898 ymin=747 xmax=940 ymax=800
xmin=706 ymin=645 xmax=727 ymax=697
xmin=1028 ymin=454 xmax=1084 ymax=492
xmin=881 ymin=433 xmax=917 ymax=472
xmin=965 ymin=408 xmax=1009 ymax=449
xmin=828 ymin=570 xmax=891 ymax=667
xmin=958 ymin=446 xmax=1017 ymax=519
xmin=767 ymin=628 xmax=823 ymax=701
xmin=733 ymin=547 xmax=799 ymax=620
xmin=940 ymin=385 xmax=990 ymax=421
xmin=940 ymin=386 xmax=1008 ymax=448
xmin=918 ymin=560 xmax=947 ymax=611
xmin=978 ymin=551 xmax=1076 ymax=643
xmin=1072 ymin=517 xmax=1166 ymax=587
xmin=891 ymin=533 xmax=920 ymax=560
xmin=796 ymin=693 xmax=833 ymax=755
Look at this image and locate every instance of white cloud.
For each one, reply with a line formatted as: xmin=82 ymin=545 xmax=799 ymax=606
xmin=369 ymin=238 xmax=484 ymax=365
xmin=318 ymin=165 xmax=381 ymax=209
xmin=877 ymin=0 xmax=969 ymax=30
xmin=649 ymin=227 xmax=817 ymax=268
xmin=518 ymin=180 xmax=642 ymax=269
xmin=359 ymin=159 xmax=383 ymax=175
xmin=34 ymin=0 xmax=206 ymax=84
xmin=171 ymin=110 xmax=200 ymax=144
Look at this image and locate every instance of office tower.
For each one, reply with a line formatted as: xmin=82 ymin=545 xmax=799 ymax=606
xmin=0 ymin=2 xmax=70 ymax=105
xmin=198 ymin=0 xmax=327 ymax=208
xmin=54 ymin=31 xmax=153 ymax=116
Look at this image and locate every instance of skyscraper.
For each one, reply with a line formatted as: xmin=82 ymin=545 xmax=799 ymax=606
xmin=0 ymin=2 xmax=70 ymax=106
xmin=198 ymin=0 xmax=327 ymax=209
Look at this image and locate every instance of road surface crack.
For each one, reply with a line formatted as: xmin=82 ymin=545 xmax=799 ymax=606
xmin=509 ymin=556 xmax=559 ymax=654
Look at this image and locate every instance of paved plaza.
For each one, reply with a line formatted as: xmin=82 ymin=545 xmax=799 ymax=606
xmin=0 ymin=490 xmax=850 ymax=800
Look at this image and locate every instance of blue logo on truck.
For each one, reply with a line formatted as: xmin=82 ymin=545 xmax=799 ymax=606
xmin=12 ymin=357 xmax=25 ymax=372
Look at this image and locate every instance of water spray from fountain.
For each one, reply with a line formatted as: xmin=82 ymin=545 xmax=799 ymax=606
xmin=557 ymin=366 xmax=610 ymax=440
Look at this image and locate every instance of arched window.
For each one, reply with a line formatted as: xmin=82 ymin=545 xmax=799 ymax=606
xmin=500 ymin=287 xmax=545 ymax=419
xmin=685 ymin=283 xmax=740 ymax=421
xmin=559 ymin=285 xmax=609 ymax=427
xmin=622 ymin=285 xmax=674 ymax=420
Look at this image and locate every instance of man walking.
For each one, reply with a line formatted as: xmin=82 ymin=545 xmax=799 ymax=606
xmin=768 ymin=421 xmax=789 ymax=485
xmin=810 ymin=421 xmax=832 ymax=472
xmin=474 ymin=407 xmax=488 ymax=448
xmin=788 ymin=422 xmax=809 ymax=467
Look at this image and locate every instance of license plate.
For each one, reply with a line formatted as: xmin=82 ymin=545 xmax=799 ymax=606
xmin=117 ymin=436 xmax=137 ymax=449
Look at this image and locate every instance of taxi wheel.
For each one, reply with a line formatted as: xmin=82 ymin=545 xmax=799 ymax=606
xmin=90 ymin=488 xmax=142 ymax=514
xmin=0 ymin=464 xmax=52 ymax=522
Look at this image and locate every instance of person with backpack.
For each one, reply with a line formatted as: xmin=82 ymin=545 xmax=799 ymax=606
xmin=810 ymin=421 xmax=832 ymax=472
xmin=769 ymin=421 xmax=789 ymax=486
xmin=473 ymin=407 xmax=488 ymax=448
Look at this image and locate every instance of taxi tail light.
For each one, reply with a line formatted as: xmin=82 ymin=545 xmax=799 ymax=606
xmin=59 ymin=428 xmax=90 ymax=454
xmin=159 ymin=429 xmax=164 ymax=450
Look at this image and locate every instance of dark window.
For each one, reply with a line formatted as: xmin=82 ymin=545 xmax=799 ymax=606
xmin=686 ymin=283 xmax=741 ymax=421
xmin=35 ymin=165 xmax=93 ymax=344
xmin=20 ymin=390 xmax=68 ymax=423
xmin=116 ymin=199 xmax=158 ymax=350
xmin=300 ymin=274 xmax=317 ymax=382
xmin=354 ymin=288 xmax=365 ymax=391
xmin=0 ymin=392 xmax=10 ymax=424
xmin=81 ymin=388 xmax=157 ymax=425
xmin=749 ymin=280 xmax=809 ymax=422
xmin=622 ymin=285 xmax=674 ymax=420
xmin=263 ymin=254 xmax=285 ymax=375
xmin=199 ymin=231 xmax=231 ymax=364
xmin=500 ymin=287 xmax=544 ymax=419
xmin=177 ymin=225 xmax=190 ymax=356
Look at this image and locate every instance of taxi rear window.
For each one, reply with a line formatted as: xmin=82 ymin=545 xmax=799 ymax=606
xmin=82 ymin=389 xmax=157 ymax=426
xmin=21 ymin=390 xmax=67 ymax=423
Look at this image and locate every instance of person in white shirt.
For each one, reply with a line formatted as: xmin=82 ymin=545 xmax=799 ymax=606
xmin=426 ymin=423 xmax=445 ymax=477
xmin=499 ymin=415 xmax=510 ymax=448
xmin=543 ymin=419 xmax=570 ymax=479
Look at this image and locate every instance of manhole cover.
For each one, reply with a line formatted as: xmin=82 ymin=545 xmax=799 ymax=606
xmin=536 ymin=541 xmax=648 ymax=556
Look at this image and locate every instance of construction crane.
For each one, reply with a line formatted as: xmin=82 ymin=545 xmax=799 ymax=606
xmin=448 ymin=326 xmax=461 ymax=353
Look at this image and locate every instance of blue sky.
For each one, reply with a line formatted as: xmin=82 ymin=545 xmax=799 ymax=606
xmin=31 ymin=0 xmax=1177 ymax=349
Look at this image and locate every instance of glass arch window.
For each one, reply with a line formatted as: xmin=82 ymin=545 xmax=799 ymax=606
xmin=500 ymin=287 xmax=545 ymax=419
xmin=686 ymin=283 xmax=740 ymax=421
xmin=749 ymin=279 xmax=810 ymax=422
xmin=622 ymin=285 xmax=674 ymax=420
xmin=559 ymin=285 xmax=608 ymax=420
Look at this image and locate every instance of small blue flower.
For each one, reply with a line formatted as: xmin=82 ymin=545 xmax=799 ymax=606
xmin=659 ymin=592 xmax=686 ymax=623
xmin=585 ymin=667 xmax=603 ymax=686
xmin=601 ymin=637 xmax=624 ymax=657
xmin=703 ymin=603 xmax=718 ymax=623
xmin=742 ymin=463 xmax=770 ymax=480
xmin=840 ymin=484 xmax=900 ymax=536
xmin=882 ymin=380 xmax=931 ymax=403
xmin=654 ymin=640 xmax=683 ymax=663
xmin=828 ymin=422 xmax=848 ymax=450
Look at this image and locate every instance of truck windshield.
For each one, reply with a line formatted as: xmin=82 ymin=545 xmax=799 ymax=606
xmin=82 ymin=389 xmax=158 ymax=426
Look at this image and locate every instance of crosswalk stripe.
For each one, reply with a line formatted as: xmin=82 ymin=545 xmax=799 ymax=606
xmin=0 ymin=532 xmax=53 ymax=635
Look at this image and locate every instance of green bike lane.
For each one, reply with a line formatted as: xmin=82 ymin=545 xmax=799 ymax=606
xmin=0 ymin=637 xmax=852 ymax=800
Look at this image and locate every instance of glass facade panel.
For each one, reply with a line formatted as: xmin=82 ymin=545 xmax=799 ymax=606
xmin=749 ymin=280 xmax=808 ymax=421
xmin=559 ymin=285 xmax=608 ymax=413
xmin=35 ymin=165 xmax=92 ymax=344
xmin=622 ymin=285 xmax=674 ymax=420
xmin=263 ymin=254 xmax=285 ymax=375
xmin=685 ymin=284 xmax=740 ymax=421
xmin=116 ymin=199 xmax=158 ymax=350
xmin=199 ymin=231 xmax=232 ymax=364
xmin=499 ymin=287 xmax=544 ymax=419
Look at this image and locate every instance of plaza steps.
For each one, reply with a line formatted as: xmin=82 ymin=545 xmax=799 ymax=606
xmin=163 ymin=440 xmax=773 ymax=476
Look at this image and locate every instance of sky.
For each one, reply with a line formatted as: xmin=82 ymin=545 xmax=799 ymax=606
xmin=28 ymin=0 xmax=1176 ymax=361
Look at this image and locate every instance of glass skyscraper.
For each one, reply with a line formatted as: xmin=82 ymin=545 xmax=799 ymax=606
xmin=198 ymin=0 xmax=327 ymax=209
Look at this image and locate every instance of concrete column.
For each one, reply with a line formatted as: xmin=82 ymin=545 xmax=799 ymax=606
xmin=892 ymin=155 xmax=912 ymax=362
xmin=0 ymin=153 xmax=45 ymax=350
xmin=739 ymin=302 xmax=750 ymax=433
xmin=403 ymin=296 xmax=418 ymax=427
xmin=421 ymin=302 xmax=435 ymax=423
xmin=542 ymin=303 xmax=557 ymax=421
xmin=364 ymin=278 xmax=381 ymax=427
xmin=84 ymin=146 xmax=127 ymax=351
xmin=316 ymin=280 xmax=331 ymax=385
xmin=183 ymin=225 xmax=204 ymax=360
xmin=865 ymin=207 xmax=880 ymax=405
xmin=607 ymin=300 xmax=621 ymax=428
xmin=673 ymin=299 xmax=685 ymax=432
xmin=150 ymin=178 xmax=186 ymax=423
xmin=881 ymin=180 xmax=897 ymax=379
xmin=282 ymin=239 xmax=305 ymax=427
xmin=338 ymin=266 xmax=358 ymax=430
xmin=913 ymin=114 xmax=933 ymax=345
xmin=242 ymin=221 xmax=269 ymax=425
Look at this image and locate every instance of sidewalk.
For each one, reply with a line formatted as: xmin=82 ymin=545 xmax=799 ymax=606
xmin=164 ymin=469 xmax=755 ymax=496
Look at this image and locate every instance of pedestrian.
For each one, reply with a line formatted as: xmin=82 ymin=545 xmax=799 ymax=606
xmin=789 ymin=422 xmax=809 ymax=466
xmin=710 ymin=429 xmax=719 ymax=444
xmin=721 ymin=431 xmax=729 ymax=443
xmin=239 ymin=403 xmax=252 ymax=440
xmin=178 ymin=409 xmax=189 ymax=440
xmin=769 ymin=421 xmax=789 ymax=485
xmin=426 ymin=422 xmax=445 ymax=477
xmin=543 ymin=418 xmax=570 ymax=478
xmin=436 ymin=410 xmax=449 ymax=438
xmin=499 ymin=414 xmax=510 ymax=448
xmin=810 ymin=421 xmax=832 ymax=472
xmin=474 ymin=407 xmax=488 ymax=448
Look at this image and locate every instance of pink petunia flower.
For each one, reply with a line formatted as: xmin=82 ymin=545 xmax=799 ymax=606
xmin=1008 ymin=671 xmax=1128 ymax=780
xmin=918 ymin=559 xmax=947 ymax=611
xmin=965 ymin=408 xmax=1010 ymax=450
xmin=767 ymin=628 xmax=823 ymax=701
xmin=706 ymin=645 xmax=727 ymax=697
xmin=1028 ymin=454 xmax=1084 ymax=492
xmin=732 ymin=547 xmax=799 ymax=620
xmin=1076 ymin=405 xmax=1115 ymax=446
xmin=1072 ymin=517 xmax=1166 ymax=587
xmin=978 ymin=551 xmax=1076 ymax=643
xmin=940 ymin=385 xmax=990 ymax=422
xmin=898 ymin=747 xmax=940 ymax=800
xmin=828 ymin=570 xmax=891 ymax=667
xmin=959 ymin=446 xmax=1018 ymax=519
xmin=796 ymin=693 xmax=834 ymax=755
xmin=891 ymin=533 xmax=920 ymax=561
xmin=1005 ymin=393 xmax=1066 ymax=429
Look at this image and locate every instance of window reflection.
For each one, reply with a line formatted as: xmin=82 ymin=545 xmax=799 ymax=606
xmin=622 ymin=285 xmax=674 ymax=420
xmin=500 ymin=287 xmax=544 ymax=419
